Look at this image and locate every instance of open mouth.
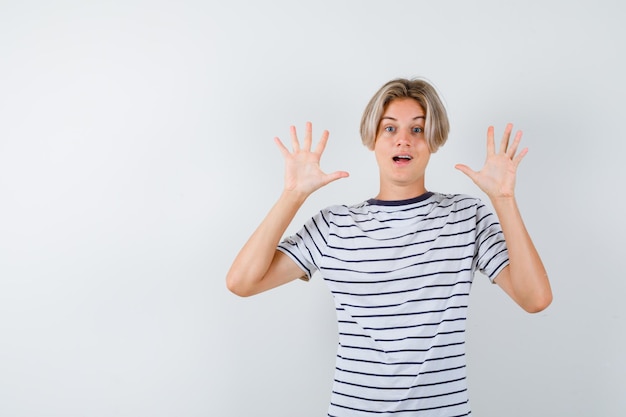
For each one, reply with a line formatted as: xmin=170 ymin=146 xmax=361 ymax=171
xmin=392 ymin=155 xmax=413 ymax=162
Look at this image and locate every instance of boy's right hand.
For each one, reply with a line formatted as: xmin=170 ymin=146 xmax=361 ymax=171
xmin=274 ymin=121 xmax=349 ymax=197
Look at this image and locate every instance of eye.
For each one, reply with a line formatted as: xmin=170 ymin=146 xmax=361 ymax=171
xmin=412 ymin=127 xmax=424 ymax=134
xmin=384 ymin=126 xmax=395 ymax=133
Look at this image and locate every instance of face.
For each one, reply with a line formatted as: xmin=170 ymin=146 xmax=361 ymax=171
xmin=373 ymin=98 xmax=431 ymax=199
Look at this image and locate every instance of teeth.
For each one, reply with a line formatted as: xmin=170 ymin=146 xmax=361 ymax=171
xmin=393 ymin=155 xmax=412 ymax=161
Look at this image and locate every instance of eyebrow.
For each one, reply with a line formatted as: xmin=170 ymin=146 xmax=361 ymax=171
xmin=380 ymin=116 xmax=425 ymax=121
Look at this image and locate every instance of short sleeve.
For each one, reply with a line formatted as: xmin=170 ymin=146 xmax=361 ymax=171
xmin=277 ymin=210 xmax=329 ymax=281
xmin=474 ymin=200 xmax=510 ymax=282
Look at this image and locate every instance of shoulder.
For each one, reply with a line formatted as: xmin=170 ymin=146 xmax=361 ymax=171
xmin=319 ymin=200 xmax=370 ymax=217
xmin=430 ymin=192 xmax=483 ymax=211
xmin=310 ymin=200 xmax=381 ymax=230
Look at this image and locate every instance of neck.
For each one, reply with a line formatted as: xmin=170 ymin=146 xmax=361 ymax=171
xmin=375 ymin=182 xmax=427 ymax=201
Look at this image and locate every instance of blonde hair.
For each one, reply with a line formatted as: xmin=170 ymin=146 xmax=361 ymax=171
xmin=360 ymin=78 xmax=450 ymax=152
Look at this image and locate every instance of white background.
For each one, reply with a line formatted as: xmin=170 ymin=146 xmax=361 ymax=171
xmin=0 ymin=1 xmax=624 ymax=416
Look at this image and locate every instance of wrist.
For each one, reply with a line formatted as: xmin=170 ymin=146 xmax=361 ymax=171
xmin=489 ymin=194 xmax=520 ymax=216
xmin=280 ymin=188 xmax=309 ymax=206
xmin=489 ymin=194 xmax=516 ymax=203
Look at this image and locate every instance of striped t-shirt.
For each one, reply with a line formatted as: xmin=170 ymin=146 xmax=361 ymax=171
xmin=277 ymin=192 xmax=509 ymax=416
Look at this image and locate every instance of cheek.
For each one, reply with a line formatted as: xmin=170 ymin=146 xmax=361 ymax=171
xmin=417 ymin=138 xmax=430 ymax=151
xmin=372 ymin=137 xmax=384 ymax=153
xmin=373 ymin=146 xmax=387 ymax=166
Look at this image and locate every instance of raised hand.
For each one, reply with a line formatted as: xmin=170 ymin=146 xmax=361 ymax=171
xmin=455 ymin=123 xmax=527 ymax=199
xmin=274 ymin=121 xmax=349 ymax=197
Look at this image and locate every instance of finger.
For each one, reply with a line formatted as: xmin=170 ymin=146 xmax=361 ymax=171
xmin=323 ymin=170 xmax=350 ymax=185
xmin=513 ymin=147 xmax=529 ymax=166
xmin=303 ymin=121 xmax=313 ymax=151
xmin=313 ymin=129 xmax=330 ymax=155
xmin=499 ymin=123 xmax=513 ymax=154
xmin=289 ymin=125 xmax=300 ymax=152
xmin=506 ymin=130 xmax=523 ymax=158
xmin=274 ymin=136 xmax=291 ymax=157
xmin=454 ymin=163 xmax=477 ymax=181
xmin=486 ymin=126 xmax=496 ymax=156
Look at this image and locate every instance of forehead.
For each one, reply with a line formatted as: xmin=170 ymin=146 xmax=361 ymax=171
xmin=381 ymin=98 xmax=425 ymax=119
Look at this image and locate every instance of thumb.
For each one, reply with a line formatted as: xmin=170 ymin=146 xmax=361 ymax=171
xmin=324 ymin=170 xmax=350 ymax=185
xmin=454 ymin=164 xmax=476 ymax=181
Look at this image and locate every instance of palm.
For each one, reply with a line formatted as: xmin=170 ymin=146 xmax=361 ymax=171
xmin=275 ymin=122 xmax=349 ymax=196
xmin=455 ymin=124 xmax=527 ymax=199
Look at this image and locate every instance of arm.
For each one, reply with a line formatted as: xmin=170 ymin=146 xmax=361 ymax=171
xmin=226 ymin=122 xmax=349 ymax=297
xmin=455 ymin=124 xmax=552 ymax=313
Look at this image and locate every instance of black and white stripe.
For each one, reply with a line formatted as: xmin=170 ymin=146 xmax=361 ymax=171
xmin=279 ymin=192 xmax=509 ymax=416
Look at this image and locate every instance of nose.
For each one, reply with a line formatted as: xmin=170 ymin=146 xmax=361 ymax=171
xmin=395 ymin=129 xmax=411 ymax=146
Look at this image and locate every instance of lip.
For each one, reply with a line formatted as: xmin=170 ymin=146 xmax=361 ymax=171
xmin=392 ymin=154 xmax=413 ymax=163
